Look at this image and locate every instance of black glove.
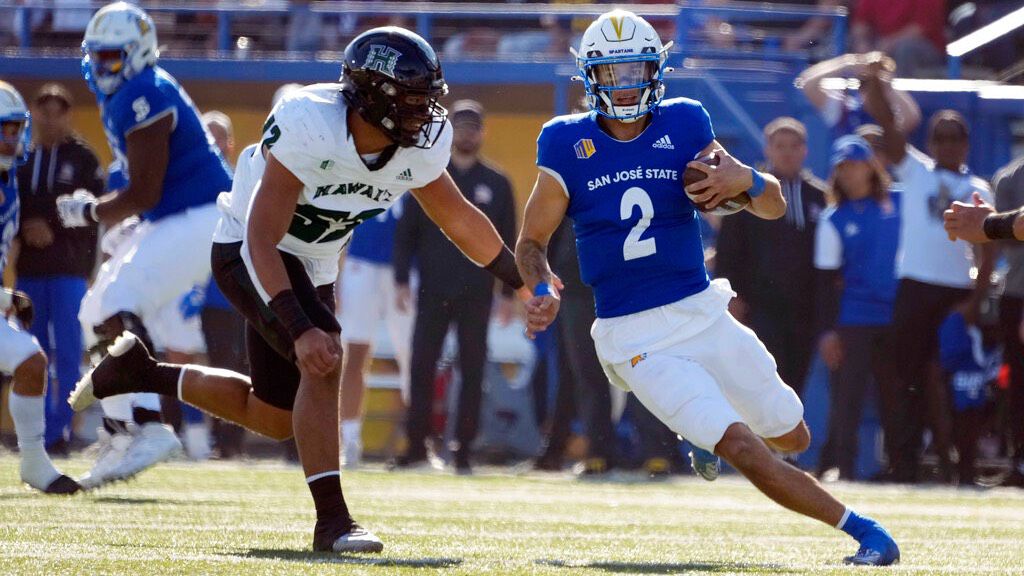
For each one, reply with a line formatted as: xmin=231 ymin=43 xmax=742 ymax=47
xmin=11 ymin=290 xmax=34 ymax=329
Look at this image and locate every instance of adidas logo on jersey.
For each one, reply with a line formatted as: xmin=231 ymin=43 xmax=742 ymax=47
xmin=397 ymin=168 xmax=414 ymax=182
xmin=652 ymin=135 xmax=675 ymax=150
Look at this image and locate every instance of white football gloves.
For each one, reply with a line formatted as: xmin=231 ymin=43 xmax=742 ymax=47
xmin=56 ymin=189 xmax=99 ymax=228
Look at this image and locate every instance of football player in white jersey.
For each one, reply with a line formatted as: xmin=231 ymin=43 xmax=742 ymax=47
xmin=70 ymin=27 xmax=529 ymax=554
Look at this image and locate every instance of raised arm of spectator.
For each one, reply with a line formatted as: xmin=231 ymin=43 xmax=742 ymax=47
xmin=797 ymin=53 xmax=857 ymax=111
xmin=886 ymin=82 xmax=921 ymax=134
xmin=861 ymin=63 xmax=907 ymax=165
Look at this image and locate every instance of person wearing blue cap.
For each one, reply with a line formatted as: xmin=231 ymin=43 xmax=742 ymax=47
xmin=814 ymin=135 xmax=901 ymax=480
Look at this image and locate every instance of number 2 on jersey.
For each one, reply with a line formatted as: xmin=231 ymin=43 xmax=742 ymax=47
xmin=620 ymin=187 xmax=657 ymax=261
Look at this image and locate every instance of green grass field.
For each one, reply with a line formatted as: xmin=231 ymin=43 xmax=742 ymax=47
xmin=2 ymin=454 xmax=1023 ymax=575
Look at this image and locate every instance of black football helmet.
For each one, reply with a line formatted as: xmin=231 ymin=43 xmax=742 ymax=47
xmin=340 ymin=27 xmax=448 ymax=149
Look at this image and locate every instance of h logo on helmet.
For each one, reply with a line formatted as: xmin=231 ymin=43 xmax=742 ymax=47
xmin=364 ymin=45 xmax=402 ymax=78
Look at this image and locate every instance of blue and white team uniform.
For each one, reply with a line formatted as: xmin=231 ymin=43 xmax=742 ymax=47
xmin=79 ymin=65 xmax=232 ymax=330
xmin=536 ymin=98 xmax=804 ymax=451
xmin=0 ymin=171 xmax=43 ymax=375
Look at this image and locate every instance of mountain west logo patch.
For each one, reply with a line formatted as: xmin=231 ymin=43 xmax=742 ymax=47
xmin=364 ymin=44 xmax=402 ymax=78
xmin=574 ymin=138 xmax=596 ymax=159
xmin=396 ymin=168 xmax=413 ymax=182
xmin=652 ymin=135 xmax=674 ymax=150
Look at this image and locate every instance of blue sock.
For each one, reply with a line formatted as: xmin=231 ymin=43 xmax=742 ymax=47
xmin=837 ymin=508 xmax=875 ymax=541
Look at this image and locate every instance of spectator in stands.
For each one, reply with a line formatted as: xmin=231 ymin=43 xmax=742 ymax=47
xmin=533 ymin=217 xmax=616 ymax=476
xmin=784 ymin=0 xmax=849 ymax=52
xmin=15 ymin=83 xmax=101 ymax=454
xmin=852 ymin=0 xmax=946 ymax=78
xmin=798 ymin=52 xmax=921 ymax=140
xmin=814 ymin=135 xmax=900 ymax=480
xmin=862 ymin=62 xmax=995 ymax=483
xmin=199 ymin=110 xmax=248 ymax=459
xmin=944 ymin=155 xmax=1024 ymax=487
xmin=392 ymin=100 xmax=517 ymax=474
xmin=285 ymin=0 xmax=323 ymax=54
xmin=716 ymin=117 xmax=830 ymax=397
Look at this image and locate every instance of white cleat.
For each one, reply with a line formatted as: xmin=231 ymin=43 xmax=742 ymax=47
xmin=79 ymin=428 xmax=133 ymax=490
xmin=330 ymin=525 xmax=384 ymax=554
xmin=111 ymin=422 xmax=182 ymax=481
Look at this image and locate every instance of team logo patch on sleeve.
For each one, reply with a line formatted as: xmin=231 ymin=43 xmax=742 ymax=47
xmin=574 ymin=138 xmax=596 ymax=159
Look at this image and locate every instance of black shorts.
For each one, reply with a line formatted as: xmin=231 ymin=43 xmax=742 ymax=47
xmin=211 ymin=242 xmax=340 ymax=411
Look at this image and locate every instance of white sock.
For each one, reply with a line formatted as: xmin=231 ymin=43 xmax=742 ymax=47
xmin=101 ymin=394 xmax=134 ymax=423
xmin=341 ymin=419 xmax=362 ymax=444
xmin=9 ymin=392 xmax=60 ymax=489
xmin=835 ymin=507 xmax=852 ymax=530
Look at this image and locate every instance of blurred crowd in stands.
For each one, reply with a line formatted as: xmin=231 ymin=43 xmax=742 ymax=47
xmin=2 ymin=1 xmax=1023 ymax=78
xmin=3 ymin=0 xmax=1024 ymax=488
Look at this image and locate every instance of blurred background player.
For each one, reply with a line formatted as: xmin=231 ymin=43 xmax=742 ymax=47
xmin=392 ymin=99 xmax=518 ymax=474
xmin=336 ymin=202 xmax=410 ymax=470
xmin=517 ymin=10 xmax=899 ymax=566
xmin=0 ymin=79 xmax=79 ymax=494
xmin=57 ymin=2 xmax=232 ymax=487
xmin=14 ymin=82 xmax=101 ymax=454
xmin=70 ymin=27 xmax=527 ymax=554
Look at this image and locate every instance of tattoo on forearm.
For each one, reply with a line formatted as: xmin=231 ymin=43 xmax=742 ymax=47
xmin=516 ymin=239 xmax=551 ymax=284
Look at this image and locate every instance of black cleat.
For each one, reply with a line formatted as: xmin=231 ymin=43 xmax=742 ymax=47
xmin=68 ymin=332 xmax=156 ymax=412
xmin=43 ymin=474 xmax=82 ymax=495
xmin=313 ymin=518 xmax=383 ymax=553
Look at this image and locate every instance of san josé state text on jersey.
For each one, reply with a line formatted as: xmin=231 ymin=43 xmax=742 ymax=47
xmin=537 ymin=97 xmax=717 ymax=318
xmin=97 ymin=66 xmax=231 ymax=221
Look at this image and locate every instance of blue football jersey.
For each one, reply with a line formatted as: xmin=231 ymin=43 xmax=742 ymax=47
xmin=537 ymin=98 xmax=716 ymax=318
xmin=0 ymin=172 xmax=19 ymax=271
xmin=96 ymin=66 xmax=231 ymax=221
xmin=347 ymin=202 xmax=400 ymax=265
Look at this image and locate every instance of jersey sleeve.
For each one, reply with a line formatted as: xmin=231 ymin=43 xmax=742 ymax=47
xmin=109 ymin=81 xmax=177 ymax=137
xmin=689 ymin=101 xmax=716 ymax=153
xmin=260 ymin=95 xmax=324 ymax=181
xmin=536 ymin=122 xmax=569 ymax=197
xmin=814 ymin=209 xmax=843 ymax=270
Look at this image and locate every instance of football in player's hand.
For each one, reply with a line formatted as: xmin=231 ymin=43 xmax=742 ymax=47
xmin=684 ymin=153 xmax=751 ymax=216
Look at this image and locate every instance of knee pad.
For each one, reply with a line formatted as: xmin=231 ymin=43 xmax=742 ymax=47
xmin=95 ymin=312 xmax=155 ymax=355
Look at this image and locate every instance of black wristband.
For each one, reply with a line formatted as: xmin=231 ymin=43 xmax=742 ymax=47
xmin=983 ymin=209 xmax=1022 ymax=241
xmin=485 ymin=246 xmax=525 ymax=290
xmin=269 ymin=289 xmax=315 ymax=341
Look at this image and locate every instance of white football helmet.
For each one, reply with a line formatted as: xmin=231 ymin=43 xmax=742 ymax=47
xmin=0 ymin=80 xmax=30 ymax=171
xmin=572 ymin=10 xmax=672 ymax=122
xmin=82 ymin=2 xmax=159 ymax=95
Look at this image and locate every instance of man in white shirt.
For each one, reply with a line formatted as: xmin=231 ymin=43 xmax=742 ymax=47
xmin=862 ymin=63 xmax=995 ymax=483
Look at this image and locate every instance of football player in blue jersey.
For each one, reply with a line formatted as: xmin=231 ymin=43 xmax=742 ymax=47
xmin=0 ymin=80 xmax=80 ymax=494
xmin=517 ymin=10 xmax=900 ymax=566
xmin=55 ymin=2 xmax=233 ymax=488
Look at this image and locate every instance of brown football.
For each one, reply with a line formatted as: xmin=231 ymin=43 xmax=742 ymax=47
xmin=684 ymin=153 xmax=751 ymax=216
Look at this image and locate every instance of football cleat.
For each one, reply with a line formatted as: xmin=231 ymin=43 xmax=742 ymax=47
xmin=69 ymin=331 xmax=155 ymax=411
xmin=313 ymin=519 xmax=384 ymax=554
xmin=573 ymin=457 xmax=610 ymax=478
xmin=43 ymin=474 xmax=82 ymax=495
xmin=843 ymin=525 xmax=901 ymax=566
xmin=689 ymin=446 xmax=721 ymax=481
xmin=79 ymin=427 xmax=133 ymax=489
xmin=644 ymin=457 xmax=672 ymax=480
xmin=111 ymin=422 xmax=182 ymax=481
